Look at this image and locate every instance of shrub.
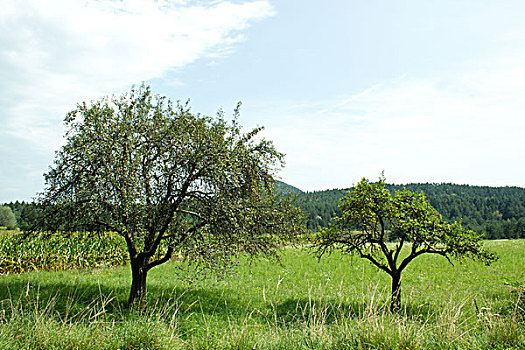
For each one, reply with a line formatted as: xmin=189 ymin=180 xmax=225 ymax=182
xmin=0 ymin=206 xmax=16 ymax=230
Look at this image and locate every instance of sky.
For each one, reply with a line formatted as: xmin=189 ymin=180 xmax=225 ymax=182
xmin=1 ymin=0 xmax=525 ymax=202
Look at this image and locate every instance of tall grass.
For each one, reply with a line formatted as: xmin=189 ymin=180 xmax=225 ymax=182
xmin=0 ymin=240 xmax=523 ymax=349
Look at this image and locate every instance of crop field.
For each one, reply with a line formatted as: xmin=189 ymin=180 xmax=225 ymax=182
xmin=0 ymin=238 xmax=523 ymax=349
xmin=0 ymin=231 xmax=128 ymax=274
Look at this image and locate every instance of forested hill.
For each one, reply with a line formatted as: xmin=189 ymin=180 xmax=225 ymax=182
xmin=294 ymin=183 xmax=525 ymax=240
xmin=4 ymin=183 xmax=525 ymax=240
xmin=276 ymin=181 xmax=303 ymax=194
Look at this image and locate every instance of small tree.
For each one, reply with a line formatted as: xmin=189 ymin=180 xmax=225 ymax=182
xmin=37 ymin=84 xmax=303 ymax=306
xmin=0 ymin=206 xmax=17 ymax=229
xmin=316 ymin=175 xmax=497 ymax=312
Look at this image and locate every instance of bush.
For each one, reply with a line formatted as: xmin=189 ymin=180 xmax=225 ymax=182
xmin=0 ymin=206 xmax=16 ymax=230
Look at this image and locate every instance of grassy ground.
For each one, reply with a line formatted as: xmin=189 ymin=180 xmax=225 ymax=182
xmin=0 ymin=240 xmax=523 ymax=349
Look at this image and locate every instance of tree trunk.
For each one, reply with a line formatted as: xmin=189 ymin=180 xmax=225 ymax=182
xmin=390 ymin=272 xmax=401 ymax=313
xmin=128 ymin=258 xmax=148 ymax=307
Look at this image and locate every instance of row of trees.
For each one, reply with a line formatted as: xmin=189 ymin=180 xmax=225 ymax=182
xmin=294 ymin=184 xmax=525 ymax=239
xmin=8 ymin=183 xmax=525 ymax=240
xmin=1 ymin=85 xmax=499 ymax=311
xmin=2 ymin=201 xmax=40 ymax=230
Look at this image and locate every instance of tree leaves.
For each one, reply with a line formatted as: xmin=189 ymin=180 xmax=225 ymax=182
xmin=315 ymin=174 xmax=497 ymax=312
xmin=37 ymin=84 xmax=304 ymax=276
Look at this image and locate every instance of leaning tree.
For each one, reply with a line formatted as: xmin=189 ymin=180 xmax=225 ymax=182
xmin=316 ymin=175 xmax=497 ymax=312
xmin=37 ymin=85 xmax=303 ymax=305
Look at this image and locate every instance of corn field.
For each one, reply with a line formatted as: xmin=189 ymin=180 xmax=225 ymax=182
xmin=0 ymin=231 xmax=128 ymax=274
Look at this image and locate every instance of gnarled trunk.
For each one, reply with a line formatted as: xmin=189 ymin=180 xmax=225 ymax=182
xmin=390 ymin=272 xmax=401 ymax=313
xmin=128 ymin=258 xmax=148 ymax=307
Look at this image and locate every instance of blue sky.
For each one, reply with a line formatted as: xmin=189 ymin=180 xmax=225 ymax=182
xmin=1 ymin=0 xmax=525 ymax=202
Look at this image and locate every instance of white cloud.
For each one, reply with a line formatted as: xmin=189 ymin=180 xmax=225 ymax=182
xmin=0 ymin=0 xmax=274 ymax=202
xmin=255 ymin=57 xmax=525 ymax=190
xmin=0 ymin=0 xmax=273 ymax=142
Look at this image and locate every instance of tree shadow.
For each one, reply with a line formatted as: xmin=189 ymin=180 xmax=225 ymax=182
xmin=0 ymin=271 xmax=513 ymax=328
xmin=0 ymin=273 xmax=252 ymax=324
xmin=270 ymin=295 xmax=483 ymax=326
xmin=270 ymin=297 xmax=359 ymax=325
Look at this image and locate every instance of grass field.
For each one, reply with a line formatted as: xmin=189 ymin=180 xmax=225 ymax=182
xmin=0 ymin=240 xmax=523 ymax=349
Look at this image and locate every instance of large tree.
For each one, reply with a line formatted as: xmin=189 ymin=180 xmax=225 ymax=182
xmin=316 ymin=175 xmax=497 ymax=312
xmin=38 ymin=85 xmax=303 ymax=305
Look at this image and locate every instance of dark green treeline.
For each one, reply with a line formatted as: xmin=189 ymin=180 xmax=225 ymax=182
xmin=5 ymin=182 xmax=525 ymax=240
xmin=293 ymin=183 xmax=525 ymax=240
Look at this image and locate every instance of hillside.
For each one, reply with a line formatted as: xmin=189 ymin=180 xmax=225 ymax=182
xmin=275 ymin=181 xmax=303 ymax=194
xmin=293 ymin=183 xmax=525 ymax=239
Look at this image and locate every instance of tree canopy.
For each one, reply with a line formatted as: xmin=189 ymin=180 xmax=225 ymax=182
xmin=0 ymin=206 xmax=17 ymax=229
xmin=37 ymin=84 xmax=304 ymax=305
xmin=316 ymin=175 xmax=497 ymax=312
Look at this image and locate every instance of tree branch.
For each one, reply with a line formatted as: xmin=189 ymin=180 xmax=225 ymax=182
xmin=398 ymin=246 xmax=449 ymax=272
xmin=94 ymin=220 xmax=123 ymax=235
xmin=359 ymin=251 xmax=392 ymax=275
xmin=175 ymin=209 xmax=205 ymax=220
xmin=393 ymin=237 xmax=405 ymax=265
xmin=145 ymin=246 xmax=173 ymax=271
xmin=144 ymin=164 xmax=203 ymax=259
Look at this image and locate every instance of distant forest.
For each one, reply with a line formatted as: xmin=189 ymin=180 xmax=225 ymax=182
xmin=289 ymin=183 xmax=525 ymax=240
xmin=4 ymin=182 xmax=525 ymax=240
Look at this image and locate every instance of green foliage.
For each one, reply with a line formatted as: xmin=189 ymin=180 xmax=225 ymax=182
xmin=0 ymin=206 xmax=17 ymax=230
xmin=294 ymin=182 xmax=525 ymax=239
xmin=294 ymin=189 xmax=347 ymax=230
xmin=275 ymin=181 xmax=303 ymax=195
xmin=0 ymin=231 xmax=127 ymax=274
xmin=11 ymin=182 xmax=525 ymax=239
xmin=36 ymin=84 xmax=304 ymax=304
xmin=5 ymin=201 xmax=38 ymax=231
xmin=316 ymin=175 xmax=497 ymax=312
xmin=398 ymin=183 xmax=525 ymax=240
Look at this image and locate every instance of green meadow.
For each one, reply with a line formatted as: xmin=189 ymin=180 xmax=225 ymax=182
xmin=0 ymin=240 xmax=523 ymax=349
